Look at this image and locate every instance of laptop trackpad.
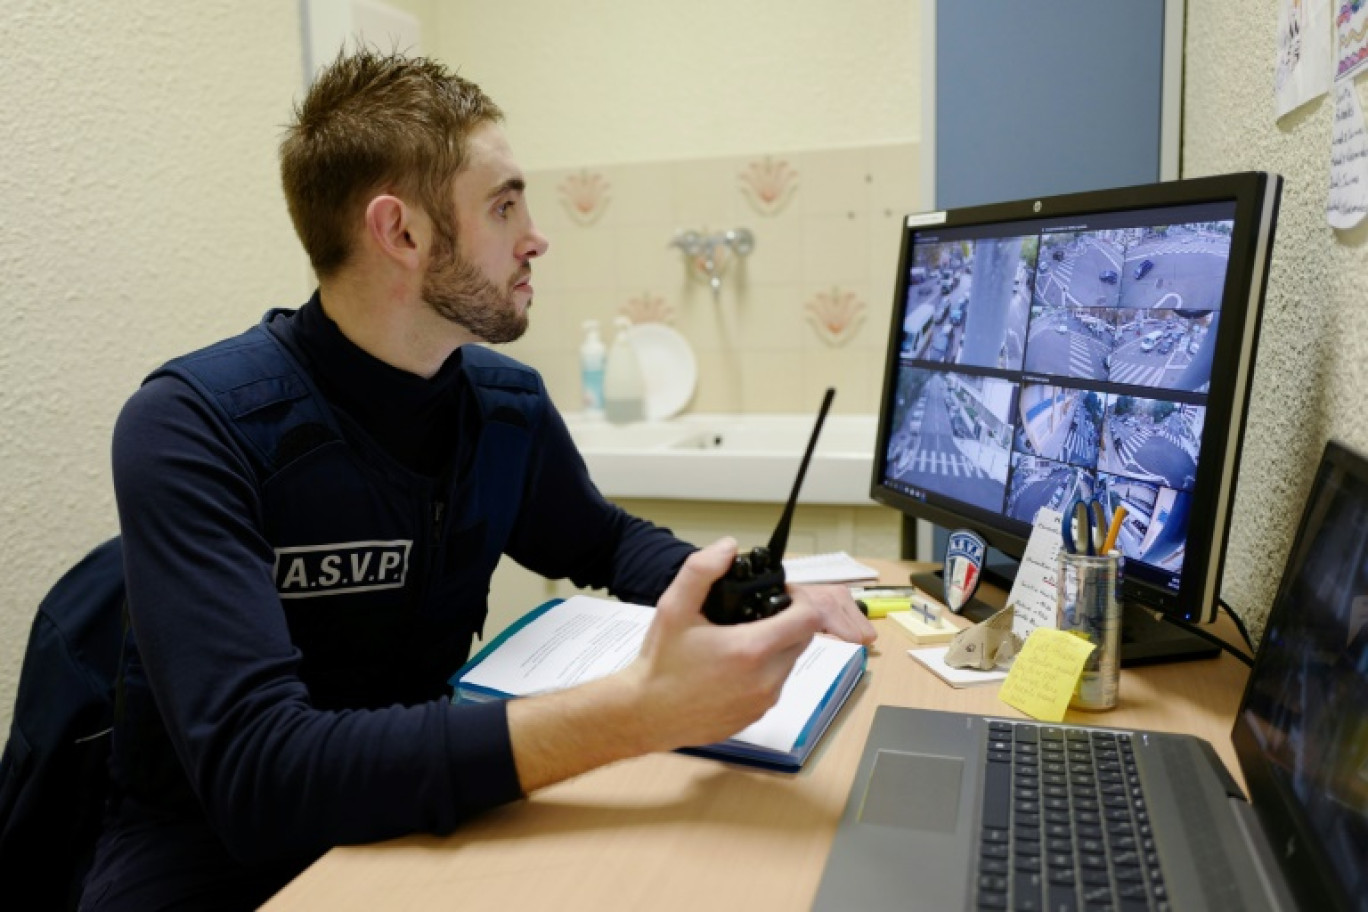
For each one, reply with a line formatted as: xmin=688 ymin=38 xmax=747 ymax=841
xmin=857 ymin=749 xmax=964 ymax=833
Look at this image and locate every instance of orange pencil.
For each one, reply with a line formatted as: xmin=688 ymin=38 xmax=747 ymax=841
xmin=1102 ymin=505 xmax=1128 ymax=555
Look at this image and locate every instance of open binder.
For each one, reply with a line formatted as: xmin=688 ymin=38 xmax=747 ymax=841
xmin=451 ymin=596 xmax=866 ymax=772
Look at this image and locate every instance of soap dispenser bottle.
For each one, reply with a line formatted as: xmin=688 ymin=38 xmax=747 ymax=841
xmin=603 ymin=316 xmax=646 ymax=424
xmin=579 ymin=319 xmax=606 ymax=419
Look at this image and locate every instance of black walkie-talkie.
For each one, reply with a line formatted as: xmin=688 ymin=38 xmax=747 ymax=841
xmin=702 ymin=387 xmax=836 ymax=625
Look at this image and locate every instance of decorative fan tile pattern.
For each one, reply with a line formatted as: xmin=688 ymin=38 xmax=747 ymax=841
xmin=805 ymin=287 xmax=866 ymax=346
xmin=739 ymin=156 xmax=799 ymax=215
xmin=557 ymin=169 xmax=611 ymax=225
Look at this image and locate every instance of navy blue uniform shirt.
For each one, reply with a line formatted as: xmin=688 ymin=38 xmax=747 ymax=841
xmin=81 ymin=298 xmax=693 ymax=910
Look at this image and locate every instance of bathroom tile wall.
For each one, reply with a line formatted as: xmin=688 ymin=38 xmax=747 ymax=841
xmin=504 ymin=141 xmax=922 ymax=416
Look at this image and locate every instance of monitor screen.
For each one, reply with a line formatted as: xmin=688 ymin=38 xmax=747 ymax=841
xmin=1232 ymin=440 xmax=1368 ymax=910
xmin=871 ymin=173 xmax=1281 ymax=624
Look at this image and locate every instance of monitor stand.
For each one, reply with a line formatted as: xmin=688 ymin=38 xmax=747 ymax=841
xmin=908 ymin=565 xmax=1220 ymax=666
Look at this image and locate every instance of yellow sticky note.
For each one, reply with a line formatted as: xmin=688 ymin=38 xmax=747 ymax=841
xmin=997 ymin=628 xmax=1097 ymax=722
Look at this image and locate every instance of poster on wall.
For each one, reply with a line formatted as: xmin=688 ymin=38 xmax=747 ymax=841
xmin=1336 ymin=0 xmax=1368 ymax=82
xmin=1276 ymin=0 xmax=1332 ymax=117
xmin=1327 ymin=80 xmax=1368 ymax=228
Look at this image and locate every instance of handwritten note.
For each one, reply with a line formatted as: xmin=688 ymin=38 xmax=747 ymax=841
xmin=1007 ymin=507 xmax=1063 ymax=644
xmin=1337 ymin=0 xmax=1368 ymax=82
xmin=1275 ymin=0 xmax=1331 ymax=118
xmin=998 ymin=628 xmax=1097 ymax=722
xmin=1328 ymin=80 xmax=1368 ymax=229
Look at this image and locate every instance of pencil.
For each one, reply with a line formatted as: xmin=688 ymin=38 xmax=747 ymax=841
xmin=1102 ymin=505 xmax=1128 ymax=555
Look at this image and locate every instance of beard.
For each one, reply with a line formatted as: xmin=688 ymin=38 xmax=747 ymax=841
xmin=422 ymin=230 xmax=529 ymax=344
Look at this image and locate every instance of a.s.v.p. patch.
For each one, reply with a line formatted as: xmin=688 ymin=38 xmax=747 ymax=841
xmin=274 ymin=540 xmax=412 ymax=598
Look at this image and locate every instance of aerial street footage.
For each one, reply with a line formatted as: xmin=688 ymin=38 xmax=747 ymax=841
xmin=901 ymin=235 xmax=1034 ymax=370
xmin=885 ymin=368 xmax=1014 ymax=514
xmin=886 ymin=217 xmax=1233 ymax=575
xmin=1025 ymin=223 xmax=1232 ymax=394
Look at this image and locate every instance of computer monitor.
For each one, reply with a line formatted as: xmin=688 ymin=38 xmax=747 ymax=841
xmin=871 ymin=172 xmax=1281 ymax=662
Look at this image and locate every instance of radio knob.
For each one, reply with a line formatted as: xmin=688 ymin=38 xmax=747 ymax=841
xmin=731 ymin=556 xmax=752 ymax=579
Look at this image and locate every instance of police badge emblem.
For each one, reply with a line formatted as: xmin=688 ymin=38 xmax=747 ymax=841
xmin=943 ymin=529 xmax=987 ymax=614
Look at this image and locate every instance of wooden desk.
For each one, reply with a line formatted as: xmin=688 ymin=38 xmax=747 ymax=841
xmin=263 ymin=560 xmax=1251 ymax=911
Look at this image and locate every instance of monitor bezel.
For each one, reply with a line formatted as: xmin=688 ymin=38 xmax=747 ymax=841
xmin=870 ymin=172 xmax=1281 ymax=624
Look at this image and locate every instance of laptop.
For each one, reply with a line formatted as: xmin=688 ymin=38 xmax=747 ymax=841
xmin=814 ymin=440 xmax=1368 ymax=912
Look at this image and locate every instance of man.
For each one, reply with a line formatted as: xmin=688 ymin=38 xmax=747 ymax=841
xmin=79 ymin=49 xmax=874 ymax=910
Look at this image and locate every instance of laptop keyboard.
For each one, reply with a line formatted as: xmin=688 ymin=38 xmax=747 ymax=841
xmin=975 ymin=720 xmax=1169 ymax=912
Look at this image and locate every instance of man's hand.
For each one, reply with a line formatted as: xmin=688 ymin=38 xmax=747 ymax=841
xmin=506 ymin=538 xmax=860 ymax=792
xmin=623 ymin=538 xmax=826 ymax=753
xmin=787 ymin=583 xmax=878 ymax=647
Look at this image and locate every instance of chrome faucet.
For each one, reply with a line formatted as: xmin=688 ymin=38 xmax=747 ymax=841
xmin=670 ymin=228 xmax=755 ymax=301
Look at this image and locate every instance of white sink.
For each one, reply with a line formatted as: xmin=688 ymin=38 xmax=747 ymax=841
xmin=563 ymin=412 xmax=879 ymax=505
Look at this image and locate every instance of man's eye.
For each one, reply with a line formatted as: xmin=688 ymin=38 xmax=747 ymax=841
xmin=497 ymin=200 xmax=515 ymax=217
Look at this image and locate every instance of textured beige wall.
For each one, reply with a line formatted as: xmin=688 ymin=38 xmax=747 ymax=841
xmin=431 ymin=0 xmax=922 ymax=170
xmin=1185 ymin=0 xmax=1368 ymax=638
xmin=0 ymin=2 xmax=307 ymax=733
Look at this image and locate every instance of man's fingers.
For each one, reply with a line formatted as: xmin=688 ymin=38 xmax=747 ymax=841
xmin=789 ymin=585 xmax=878 ymax=645
xmin=820 ymin=600 xmax=878 ymax=645
xmin=658 ymin=537 xmax=736 ymax=618
xmin=744 ymin=595 xmax=822 ymax=654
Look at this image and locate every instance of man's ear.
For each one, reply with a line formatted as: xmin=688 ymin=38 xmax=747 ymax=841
xmin=364 ymin=194 xmax=425 ymax=269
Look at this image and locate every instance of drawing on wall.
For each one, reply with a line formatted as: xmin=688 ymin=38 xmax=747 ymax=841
xmin=1336 ymin=0 xmax=1368 ymax=81
xmin=1275 ymin=0 xmax=1331 ymax=117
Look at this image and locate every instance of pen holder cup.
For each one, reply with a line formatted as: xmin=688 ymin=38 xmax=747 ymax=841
xmin=1056 ymin=550 xmax=1123 ymax=712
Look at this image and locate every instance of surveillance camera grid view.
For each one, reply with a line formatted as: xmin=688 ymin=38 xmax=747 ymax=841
xmin=886 ymin=217 xmax=1233 ymax=583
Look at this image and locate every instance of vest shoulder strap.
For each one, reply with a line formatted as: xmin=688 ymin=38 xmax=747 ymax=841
xmin=458 ymin=343 xmax=543 ymax=429
xmin=147 ymin=315 xmax=341 ymax=479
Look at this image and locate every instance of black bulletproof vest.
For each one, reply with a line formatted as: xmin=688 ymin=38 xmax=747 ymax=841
xmin=113 ymin=311 xmax=540 ymax=806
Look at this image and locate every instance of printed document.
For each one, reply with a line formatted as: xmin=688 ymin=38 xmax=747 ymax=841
xmin=458 ymin=596 xmax=862 ymax=752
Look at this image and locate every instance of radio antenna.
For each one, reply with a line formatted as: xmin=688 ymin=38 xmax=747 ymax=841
xmin=767 ymin=387 xmax=836 ymax=558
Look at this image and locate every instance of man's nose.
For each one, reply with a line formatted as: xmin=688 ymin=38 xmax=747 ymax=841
xmin=522 ymin=223 xmax=549 ymax=260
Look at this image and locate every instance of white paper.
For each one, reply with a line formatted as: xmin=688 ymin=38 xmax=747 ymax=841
xmin=782 ymin=551 xmax=879 ymax=584
xmin=1337 ymin=0 xmax=1368 ymax=82
xmin=730 ymin=635 xmax=861 ymax=751
xmin=1328 ymin=80 xmax=1368 ymax=229
xmin=459 ymin=595 xmax=862 ymax=753
xmin=1275 ymin=0 xmax=1331 ymax=117
xmin=459 ymin=597 xmax=652 ymax=695
xmin=908 ymin=646 xmax=1011 ymax=688
xmin=1008 ymin=507 xmax=1064 ymax=643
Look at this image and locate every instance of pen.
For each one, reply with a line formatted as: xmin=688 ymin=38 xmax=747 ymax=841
xmin=1102 ymin=505 xmax=1127 ymax=555
xmin=850 ymin=586 xmax=922 ymax=598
